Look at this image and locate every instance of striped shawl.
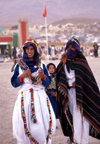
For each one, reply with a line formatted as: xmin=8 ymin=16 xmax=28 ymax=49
xmin=56 ymin=52 xmax=100 ymax=140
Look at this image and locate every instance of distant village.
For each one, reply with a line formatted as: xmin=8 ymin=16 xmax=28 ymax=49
xmin=2 ymin=21 xmax=100 ymax=45
xmin=0 ymin=18 xmax=100 ymax=62
xmin=0 ymin=19 xmax=100 ymax=62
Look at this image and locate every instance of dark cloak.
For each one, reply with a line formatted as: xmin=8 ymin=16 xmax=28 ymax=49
xmin=56 ymin=52 xmax=100 ymax=141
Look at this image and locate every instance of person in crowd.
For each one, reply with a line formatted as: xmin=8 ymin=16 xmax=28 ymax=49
xmin=16 ymin=47 xmax=21 ymax=58
xmin=86 ymin=47 xmax=90 ymax=57
xmin=46 ymin=63 xmax=59 ymax=127
xmin=56 ymin=36 xmax=100 ymax=144
xmin=80 ymin=45 xmax=84 ymax=54
xmin=48 ymin=46 xmax=51 ymax=55
xmin=11 ymin=39 xmax=56 ymax=144
xmin=12 ymin=46 xmax=17 ymax=60
xmin=41 ymin=45 xmax=45 ymax=56
xmin=51 ymin=46 xmax=55 ymax=60
xmin=4 ymin=47 xmax=9 ymax=58
xmin=93 ymin=42 xmax=99 ymax=57
xmin=4 ymin=47 xmax=10 ymax=62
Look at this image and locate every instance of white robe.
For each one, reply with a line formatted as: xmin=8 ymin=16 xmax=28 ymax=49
xmin=64 ymin=65 xmax=89 ymax=144
xmin=13 ymin=67 xmax=56 ymax=144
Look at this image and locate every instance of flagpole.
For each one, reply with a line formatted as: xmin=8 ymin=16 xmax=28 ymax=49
xmin=43 ymin=4 xmax=48 ymax=55
xmin=45 ymin=16 xmax=48 ymax=55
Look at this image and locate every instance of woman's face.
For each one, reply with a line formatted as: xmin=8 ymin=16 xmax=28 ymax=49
xmin=25 ymin=45 xmax=35 ymax=59
xmin=48 ymin=65 xmax=55 ymax=74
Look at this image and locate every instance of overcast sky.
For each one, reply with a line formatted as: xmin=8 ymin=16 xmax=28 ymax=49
xmin=0 ymin=0 xmax=100 ymax=27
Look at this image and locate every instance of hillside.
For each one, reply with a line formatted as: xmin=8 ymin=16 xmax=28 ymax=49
xmin=51 ymin=18 xmax=100 ymax=25
xmin=1 ymin=0 xmax=100 ymax=28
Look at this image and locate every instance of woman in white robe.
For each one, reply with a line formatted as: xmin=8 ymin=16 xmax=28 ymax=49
xmin=11 ymin=39 xmax=56 ymax=144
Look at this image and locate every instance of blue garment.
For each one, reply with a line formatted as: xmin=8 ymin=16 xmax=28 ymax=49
xmin=46 ymin=76 xmax=59 ymax=119
xmin=47 ymin=89 xmax=59 ymax=119
xmin=11 ymin=63 xmax=51 ymax=88
xmin=46 ymin=63 xmax=59 ymax=119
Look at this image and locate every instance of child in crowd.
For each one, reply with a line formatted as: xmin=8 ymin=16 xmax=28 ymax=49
xmin=46 ymin=63 xmax=59 ymax=124
xmin=11 ymin=39 xmax=56 ymax=144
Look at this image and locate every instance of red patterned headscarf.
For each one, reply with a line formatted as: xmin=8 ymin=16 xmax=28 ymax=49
xmin=23 ymin=39 xmax=39 ymax=65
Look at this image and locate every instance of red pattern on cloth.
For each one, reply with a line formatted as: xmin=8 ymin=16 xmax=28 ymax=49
xmin=19 ymin=76 xmax=23 ymax=83
xmin=42 ymin=75 xmax=46 ymax=81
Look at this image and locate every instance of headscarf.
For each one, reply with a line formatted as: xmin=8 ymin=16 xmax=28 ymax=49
xmin=65 ymin=36 xmax=80 ymax=72
xmin=23 ymin=39 xmax=39 ymax=66
xmin=47 ymin=63 xmax=56 ymax=77
xmin=65 ymin=36 xmax=80 ymax=52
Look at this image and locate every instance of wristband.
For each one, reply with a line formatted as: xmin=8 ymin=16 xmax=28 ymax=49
xmin=42 ymin=75 xmax=46 ymax=81
xmin=19 ymin=76 xmax=23 ymax=83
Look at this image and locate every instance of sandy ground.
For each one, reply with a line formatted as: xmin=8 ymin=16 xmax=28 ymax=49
xmin=0 ymin=57 xmax=100 ymax=144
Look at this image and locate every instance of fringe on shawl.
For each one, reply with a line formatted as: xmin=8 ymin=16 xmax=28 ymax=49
xmin=58 ymin=86 xmax=74 ymax=135
xmin=58 ymin=85 xmax=100 ymax=138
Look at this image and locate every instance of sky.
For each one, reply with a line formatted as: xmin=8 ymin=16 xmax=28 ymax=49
xmin=0 ymin=0 xmax=100 ymax=28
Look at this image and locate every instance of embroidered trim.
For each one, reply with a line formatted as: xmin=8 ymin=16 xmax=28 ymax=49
xmin=24 ymin=39 xmax=37 ymax=47
xmin=37 ymin=57 xmax=42 ymax=69
xmin=18 ymin=59 xmax=41 ymax=84
xmin=47 ymin=77 xmax=56 ymax=90
xmin=21 ymin=91 xmax=39 ymax=144
xmin=46 ymin=94 xmax=52 ymax=143
xmin=30 ymin=88 xmax=37 ymax=123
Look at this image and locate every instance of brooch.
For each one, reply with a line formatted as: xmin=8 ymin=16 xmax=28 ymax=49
xmin=34 ymin=65 xmax=37 ymax=68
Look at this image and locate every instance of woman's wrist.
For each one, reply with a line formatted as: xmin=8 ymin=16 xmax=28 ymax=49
xmin=19 ymin=76 xmax=23 ymax=83
xmin=42 ymin=75 xmax=46 ymax=81
xmin=20 ymin=74 xmax=25 ymax=80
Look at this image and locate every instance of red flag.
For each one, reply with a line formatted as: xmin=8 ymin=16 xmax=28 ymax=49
xmin=43 ymin=4 xmax=47 ymax=17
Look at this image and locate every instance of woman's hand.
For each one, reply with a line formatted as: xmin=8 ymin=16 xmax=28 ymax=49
xmin=61 ymin=52 xmax=67 ymax=66
xmin=72 ymin=81 xmax=76 ymax=88
xmin=35 ymin=78 xmax=41 ymax=84
xmin=38 ymin=70 xmax=45 ymax=79
xmin=20 ymin=69 xmax=31 ymax=80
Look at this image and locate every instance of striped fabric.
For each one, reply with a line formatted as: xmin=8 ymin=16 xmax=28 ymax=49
xmin=56 ymin=62 xmax=73 ymax=141
xmin=56 ymin=52 xmax=100 ymax=140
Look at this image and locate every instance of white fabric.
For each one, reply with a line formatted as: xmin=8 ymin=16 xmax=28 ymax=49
xmin=13 ymin=67 xmax=56 ymax=144
xmin=51 ymin=47 xmax=55 ymax=58
xmin=64 ymin=65 xmax=89 ymax=144
xmin=16 ymin=48 xmax=20 ymax=57
xmin=64 ymin=65 xmax=75 ymax=87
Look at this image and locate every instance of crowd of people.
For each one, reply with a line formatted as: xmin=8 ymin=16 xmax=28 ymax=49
xmin=80 ymin=42 xmax=100 ymax=57
xmin=11 ymin=37 xmax=100 ymax=144
xmin=2 ymin=46 xmax=23 ymax=62
xmin=1 ymin=40 xmax=100 ymax=63
xmin=38 ymin=43 xmax=100 ymax=61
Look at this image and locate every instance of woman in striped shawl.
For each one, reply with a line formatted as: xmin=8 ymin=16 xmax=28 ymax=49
xmin=56 ymin=36 xmax=100 ymax=144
